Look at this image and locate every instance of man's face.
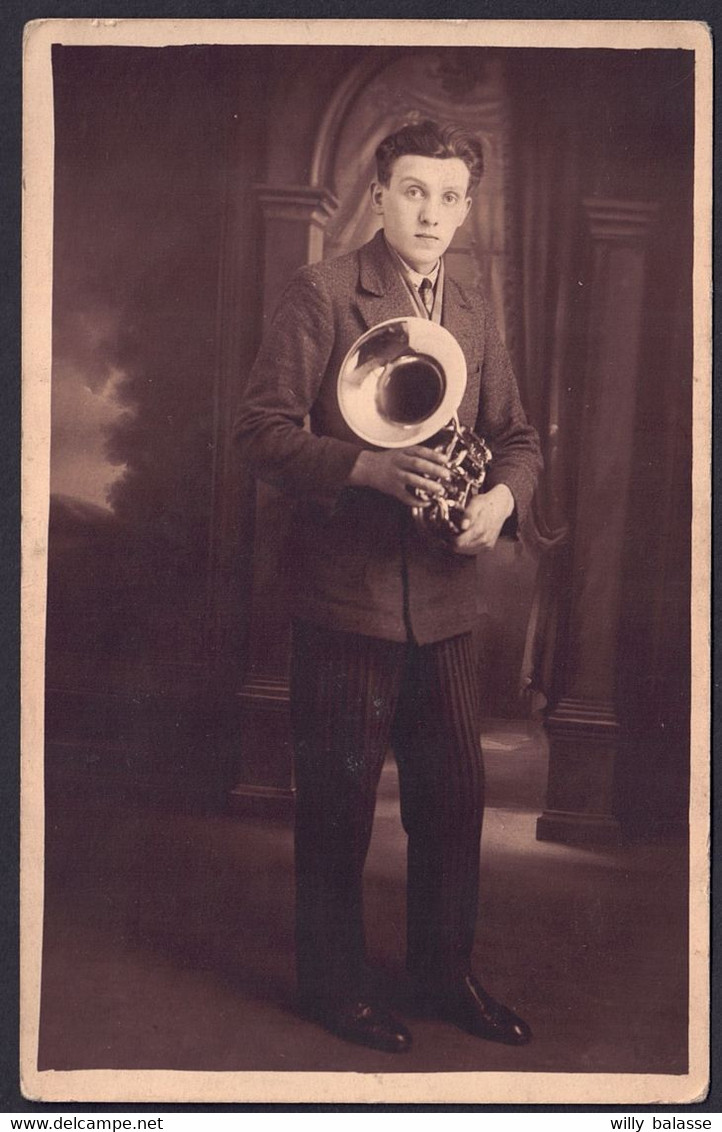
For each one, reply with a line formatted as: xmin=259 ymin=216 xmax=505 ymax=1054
xmin=370 ymin=154 xmax=472 ymax=274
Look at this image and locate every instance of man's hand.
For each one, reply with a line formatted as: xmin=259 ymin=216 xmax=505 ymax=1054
xmin=348 ymin=446 xmax=451 ymax=507
xmin=453 ymin=484 xmax=515 ymax=555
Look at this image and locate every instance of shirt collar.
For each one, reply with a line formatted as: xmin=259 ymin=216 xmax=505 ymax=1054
xmin=384 ymin=235 xmax=441 ymax=290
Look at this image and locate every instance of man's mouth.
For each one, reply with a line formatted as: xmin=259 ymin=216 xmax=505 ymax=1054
xmin=416 ymin=233 xmax=439 ymax=240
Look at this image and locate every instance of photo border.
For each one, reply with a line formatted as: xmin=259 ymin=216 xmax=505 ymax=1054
xmin=20 ymin=16 xmax=713 ymax=1107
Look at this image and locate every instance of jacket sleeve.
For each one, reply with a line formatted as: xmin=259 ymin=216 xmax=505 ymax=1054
xmin=475 ymin=295 xmax=543 ymax=532
xmin=233 ymin=266 xmax=363 ymax=507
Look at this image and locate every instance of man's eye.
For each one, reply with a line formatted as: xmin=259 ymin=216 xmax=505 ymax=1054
xmin=443 ymin=194 xmax=459 ymax=205
xmin=406 ymin=187 xmax=423 ymax=198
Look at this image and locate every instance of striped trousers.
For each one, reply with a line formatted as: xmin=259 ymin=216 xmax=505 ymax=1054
xmin=290 ymin=620 xmax=485 ymax=1001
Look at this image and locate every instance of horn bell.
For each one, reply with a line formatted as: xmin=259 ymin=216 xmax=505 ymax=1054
xmin=337 ymin=317 xmax=467 ymax=448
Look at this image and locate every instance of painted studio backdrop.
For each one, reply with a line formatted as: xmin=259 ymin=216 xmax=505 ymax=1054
xmin=41 ymin=43 xmax=693 ymax=1075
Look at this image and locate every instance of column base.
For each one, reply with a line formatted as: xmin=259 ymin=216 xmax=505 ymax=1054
xmin=230 ymin=677 xmax=294 ymax=818
xmin=536 ymin=810 xmax=622 ymax=846
xmin=538 ymin=697 xmax=622 ymax=845
xmin=228 ymin=782 xmax=296 ymax=822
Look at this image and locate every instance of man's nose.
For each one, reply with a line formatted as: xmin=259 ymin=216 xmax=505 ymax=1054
xmin=419 ymin=197 xmax=440 ymax=224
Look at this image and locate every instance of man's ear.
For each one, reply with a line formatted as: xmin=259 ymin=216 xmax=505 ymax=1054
xmin=460 ymin=196 xmax=473 ymax=225
xmin=370 ymin=181 xmax=385 ymax=215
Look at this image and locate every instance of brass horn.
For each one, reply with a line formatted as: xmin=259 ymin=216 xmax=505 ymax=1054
xmin=338 ymin=317 xmax=492 ymax=541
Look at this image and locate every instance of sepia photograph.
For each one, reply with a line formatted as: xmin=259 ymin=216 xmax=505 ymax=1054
xmin=20 ymin=18 xmax=710 ymax=1106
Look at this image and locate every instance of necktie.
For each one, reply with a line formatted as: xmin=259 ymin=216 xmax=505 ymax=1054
xmin=418 ymin=277 xmax=434 ymax=316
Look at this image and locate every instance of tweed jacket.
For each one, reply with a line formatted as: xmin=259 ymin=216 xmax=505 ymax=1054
xmin=234 ymin=230 xmax=542 ymax=644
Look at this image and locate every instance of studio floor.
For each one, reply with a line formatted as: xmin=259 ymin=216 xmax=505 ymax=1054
xmin=37 ymin=723 xmax=688 ymax=1079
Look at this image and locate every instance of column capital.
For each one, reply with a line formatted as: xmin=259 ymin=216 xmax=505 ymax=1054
xmin=255 ymin=183 xmax=339 ymax=228
xmin=583 ymin=197 xmax=659 ymax=243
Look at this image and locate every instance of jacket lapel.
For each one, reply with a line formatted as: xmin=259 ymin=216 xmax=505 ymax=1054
xmin=441 ymin=274 xmax=484 ymax=426
xmin=440 ymin=274 xmax=481 ymax=367
xmin=354 ymin=230 xmax=418 ymax=329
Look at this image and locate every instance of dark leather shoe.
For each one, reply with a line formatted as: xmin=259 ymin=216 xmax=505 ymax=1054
xmin=421 ymin=974 xmax=532 ymax=1046
xmin=304 ymin=998 xmax=412 ymax=1054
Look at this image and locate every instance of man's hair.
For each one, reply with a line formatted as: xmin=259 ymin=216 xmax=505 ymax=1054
xmin=375 ymin=119 xmax=484 ymax=192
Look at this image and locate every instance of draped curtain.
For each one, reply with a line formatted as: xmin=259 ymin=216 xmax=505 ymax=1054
xmin=503 ymin=53 xmax=588 ymax=714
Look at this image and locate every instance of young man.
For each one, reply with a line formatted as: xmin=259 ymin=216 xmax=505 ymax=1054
xmin=234 ymin=120 xmax=542 ymax=1054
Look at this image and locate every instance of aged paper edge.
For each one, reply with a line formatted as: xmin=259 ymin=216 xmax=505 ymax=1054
xmin=20 ymin=16 xmax=713 ymax=1107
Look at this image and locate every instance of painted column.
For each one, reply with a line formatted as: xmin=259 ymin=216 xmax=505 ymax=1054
xmin=537 ymin=199 xmax=659 ymax=844
xmin=229 ymin=184 xmax=337 ymax=818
